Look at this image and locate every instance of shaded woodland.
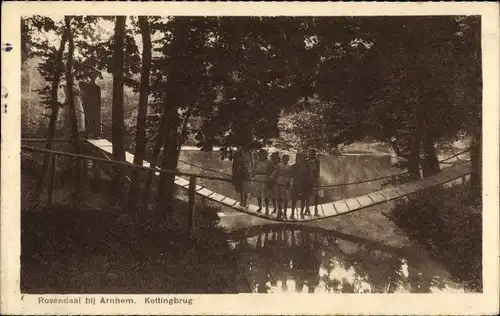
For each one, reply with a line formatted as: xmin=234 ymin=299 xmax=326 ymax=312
xmin=22 ymin=15 xmax=481 ymax=221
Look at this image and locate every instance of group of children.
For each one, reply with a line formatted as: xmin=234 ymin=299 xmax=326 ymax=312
xmin=232 ymin=147 xmax=321 ymax=219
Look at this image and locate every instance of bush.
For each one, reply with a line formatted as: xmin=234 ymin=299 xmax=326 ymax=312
xmin=390 ymin=185 xmax=482 ymax=291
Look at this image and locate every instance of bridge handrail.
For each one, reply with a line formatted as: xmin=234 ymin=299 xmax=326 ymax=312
xmin=179 ymin=146 xmax=472 ymax=188
xmin=21 ymin=145 xmax=233 ymax=183
xmin=22 ymin=144 xmax=472 ymax=188
xmin=177 ymin=159 xmax=233 ymax=178
xmin=315 ymin=147 xmax=472 ymax=188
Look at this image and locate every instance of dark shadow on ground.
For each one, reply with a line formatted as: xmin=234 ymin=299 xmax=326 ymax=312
xmin=21 ymin=204 xmax=247 ymax=294
xmin=389 ymin=186 xmax=482 ymax=292
xmin=21 ymin=160 xmax=246 ymax=294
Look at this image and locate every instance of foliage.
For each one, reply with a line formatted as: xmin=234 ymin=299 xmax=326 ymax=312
xmin=294 ymin=16 xmax=481 ymax=153
xmin=391 ymin=185 xmax=482 ymax=291
xmin=22 ymin=15 xmax=482 ymax=207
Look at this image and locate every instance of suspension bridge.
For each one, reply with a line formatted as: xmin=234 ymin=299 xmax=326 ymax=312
xmin=21 ymin=137 xmax=471 ymax=225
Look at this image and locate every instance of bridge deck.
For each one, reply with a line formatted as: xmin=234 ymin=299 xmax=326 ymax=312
xmin=85 ymin=139 xmax=471 ymax=223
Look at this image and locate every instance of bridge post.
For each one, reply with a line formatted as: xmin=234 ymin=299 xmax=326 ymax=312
xmin=188 ymin=175 xmax=197 ymax=234
xmin=47 ymin=153 xmax=57 ymax=205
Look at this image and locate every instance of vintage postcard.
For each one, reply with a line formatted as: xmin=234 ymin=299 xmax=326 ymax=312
xmin=1 ymin=1 xmax=499 ymax=315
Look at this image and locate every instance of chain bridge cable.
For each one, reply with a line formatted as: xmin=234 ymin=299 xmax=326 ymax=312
xmin=315 ymin=146 xmax=472 ymax=188
xmin=21 ymin=145 xmax=233 ymax=183
xmin=177 ymin=158 xmax=233 ymax=178
xmin=176 ymin=146 xmax=472 ymax=187
xmin=21 ymin=144 xmax=472 ymax=187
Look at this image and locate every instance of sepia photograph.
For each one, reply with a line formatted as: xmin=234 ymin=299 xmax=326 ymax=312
xmin=2 ymin=2 xmax=499 ymax=315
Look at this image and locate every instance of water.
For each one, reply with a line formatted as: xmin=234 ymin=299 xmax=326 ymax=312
xmin=177 ymin=150 xmax=465 ymax=293
xmin=224 ymin=224 xmax=464 ymax=293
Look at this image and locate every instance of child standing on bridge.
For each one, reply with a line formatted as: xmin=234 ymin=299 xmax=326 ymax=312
xmin=274 ymin=154 xmax=293 ymax=219
xmin=251 ymin=149 xmax=275 ymax=214
xmin=268 ymin=152 xmax=281 ymax=213
xmin=232 ymin=145 xmax=253 ymax=207
xmin=307 ymin=148 xmax=321 ymax=216
xmin=290 ymin=153 xmax=313 ymax=220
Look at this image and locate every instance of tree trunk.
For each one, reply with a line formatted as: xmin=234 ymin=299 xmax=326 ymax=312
xmin=128 ymin=16 xmax=152 ymax=208
xmin=470 ymin=115 xmax=482 ymax=196
xmin=178 ymin=108 xmax=194 ymax=152
xmin=141 ymin=108 xmax=169 ymax=209
xmin=64 ymin=16 xmax=83 ymax=202
xmin=34 ymin=28 xmax=68 ymax=200
xmin=141 ymin=17 xmax=188 ymax=212
xmin=80 ymin=81 xmax=102 ymax=138
xmin=407 ymin=112 xmax=424 ymax=180
xmin=155 ymin=107 xmax=193 ymax=220
xmin=141 ymin=105 xmax=193 ymax=210
xmin=156 ymin=111 xmax=180 ymax=220
xmin=421 ymin=129 xmax=440 ymax=177
xmin=111 ymin=16 xmax=127 ymax=205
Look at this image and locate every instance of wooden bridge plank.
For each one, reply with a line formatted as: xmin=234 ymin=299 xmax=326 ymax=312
xmin=174 ymin=177 xmax=190 ymax=187
xmin=208 ymin=192 xmax=226 ymax=202
xmin=345 ymin=198 xmax=362 ymax=211
xmin=221 ymin=197 xmax=239 ymax=207
xmin=399 ymin=182 xmax=424 ymax=193
xmin=196 ymin=187 xmax=212 ymax=197
xmin=368 ymin=192 xmax=386 ymax=204
xmin=428 ymin=166 xmax=465 ymax=183
xmin=356 ymin=195 xmax=374 ymax=208
xmin=333 ymin=200 xmax=350 ymax=214
xmin=219 ymin=197 xmax=237 ymax=207
xmin=83 ymin=138 xmax=470 ymax=222
xmin=86 ymin=139 xmax=112 ymax=147
xmin=379 ymin=188 xmax=399 ymax=200
xmin=233 ymin=203 xmax=246 ymax=211
xmin=247 ymin=204 xmax=260 ymax=213
xmin=318 ymin=203 xmax=326 ymax=216
xmin=197 ymin=187 xmax=213 ymax=196
xmin=92 ymin=145 xmax=113 ymax=150
xmin=321 ymin=203 xmax=336 ymax=216
xmin=415 ymin=178 xmax=439 ymax=188
xmin=391 ymin=186 xmax=410 ymax=196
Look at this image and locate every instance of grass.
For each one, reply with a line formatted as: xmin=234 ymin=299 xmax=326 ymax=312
xmin=21 ymin=162 xmax=248 ymax=294
xmin=21 ymin=203 xmax=247 ymax=293
xmin=389 ymin=184 xmax=482 ymax=292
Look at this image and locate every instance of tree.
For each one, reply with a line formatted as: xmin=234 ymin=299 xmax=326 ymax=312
xmin=290 ymin=16 xmax=480 ymax=180
xmin=63 ymin=16 xmax=84 ymax=200
xmin=111 ymin=16 xmax=127 ymax=204
xmin=153 ymin=17 xmax=196 ymax=219
xmin=458 ymin=17 xmax=482 ymax=197
xmin=128 ymin=16 xmax=152 ymax=208
xmin=30 ymin=18 xmax=68 ymax=200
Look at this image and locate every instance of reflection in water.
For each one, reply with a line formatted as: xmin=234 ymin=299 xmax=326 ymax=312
xmin=178 ymin=151 xmax=466 ymax=294
xmin=178 ymin=151 xmax=402 ymax=203
xmin=227 ymin=225 xmax=465 ymax=294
